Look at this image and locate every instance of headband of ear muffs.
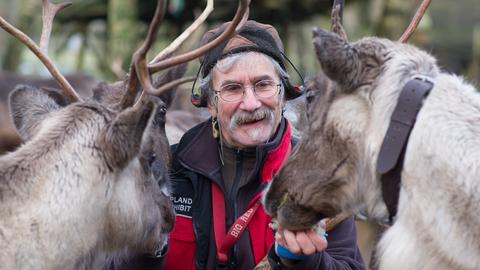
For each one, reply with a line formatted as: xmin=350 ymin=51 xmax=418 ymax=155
xmin=191 ymin=23 xmax=305 ymax=108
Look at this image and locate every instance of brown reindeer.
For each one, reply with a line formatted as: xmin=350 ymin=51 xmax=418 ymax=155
xmin=0 ymin=0 xmax=250 ymax=269
xmin=263 ymin=0 xmax=480 ymax=270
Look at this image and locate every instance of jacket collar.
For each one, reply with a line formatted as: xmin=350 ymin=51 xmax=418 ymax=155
xmin=175 ymin=117 xmax=291 ymax=184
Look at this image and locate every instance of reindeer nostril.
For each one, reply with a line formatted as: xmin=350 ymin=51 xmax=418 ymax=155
xmin=154 ymin=240 xmax=169 ymax=258
xmin=159 ymin=106 xmax=167 ymax=115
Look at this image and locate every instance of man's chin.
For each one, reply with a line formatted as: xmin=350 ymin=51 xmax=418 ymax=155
xmin=241 ymin=126 xmax=272 ymax=144
xmin=225 ymin=119 xmax=276 ymax=147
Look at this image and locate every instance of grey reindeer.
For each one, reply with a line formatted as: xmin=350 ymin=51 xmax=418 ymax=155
xmin=264 ymin=0 xmax=480 ymax=269
xmin=0 ymin=0 xmax=250 ymax=269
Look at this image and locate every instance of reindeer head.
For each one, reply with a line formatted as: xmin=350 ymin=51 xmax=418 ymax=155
xmin=264 ymin=0 xmax=437 ymax=230
xmin=0 ymin=0 xmax=250 ymax=268
xmin=4 ymin=83 xmax=174 ymax=257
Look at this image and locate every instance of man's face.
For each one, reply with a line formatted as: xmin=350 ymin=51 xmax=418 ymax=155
xmin=209 ymin=53 xmax=285 ymax=148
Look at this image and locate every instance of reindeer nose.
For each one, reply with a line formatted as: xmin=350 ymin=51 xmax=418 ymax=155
xmin=154 ymin=239 xmax=169 ymax=258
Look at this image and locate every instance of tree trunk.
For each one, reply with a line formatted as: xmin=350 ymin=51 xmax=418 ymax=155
xmin=1 ymin=0 xmax=37 ymax=72
xmin=467 ymin=24 xmax=480 ymax=85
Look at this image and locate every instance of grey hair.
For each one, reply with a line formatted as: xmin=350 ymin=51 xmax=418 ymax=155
xmin=200 ymin=51 xmax=288 ymax=106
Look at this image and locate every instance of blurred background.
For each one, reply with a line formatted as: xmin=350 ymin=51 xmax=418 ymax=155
xmin=1 ymin=0 xmax=479 ymax=86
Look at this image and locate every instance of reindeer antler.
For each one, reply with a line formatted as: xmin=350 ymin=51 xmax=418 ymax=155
xmin=150 ymin=0 xmax=214 ymax=64
xmin=0 ymin=1 xmax=81 ymax=102
xmin=398 ymin=0 xmax=432 ymax=43
xmin=122 ymin=0 xmax=167 ymax=110
xmin=137 ymin=0 xmax=213 ymax=101
xmin=40 ymin=0 xmax=72 ymax=53
xmin=121 ymin=0 xmax=251 ymax=109
xmin=330 ymin=0 xmax=348 ymax=41
xmin=148 ymin=0 xmax=249 ymax=74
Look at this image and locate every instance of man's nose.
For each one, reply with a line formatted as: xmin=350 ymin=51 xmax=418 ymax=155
xmin=239 ymin=87 xmax=261 ymax=111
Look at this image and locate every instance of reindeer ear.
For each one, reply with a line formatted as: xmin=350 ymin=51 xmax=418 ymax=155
xmin=40 ymin=86 xmax=70 ymax=107
xmin=8 ymin=85 xmax=63 ymax=141
xmin=312 ymin=28 xmax=361 ymax=92
xmin=101 ymin=96 xmax=164 ymax=170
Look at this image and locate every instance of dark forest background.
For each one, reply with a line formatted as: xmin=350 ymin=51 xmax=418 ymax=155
xmin=1 ymin=0 xmax=479 ymax=87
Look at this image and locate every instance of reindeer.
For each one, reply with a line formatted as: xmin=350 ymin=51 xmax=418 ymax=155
xmin=264 ymin=0 xmax=480 ymax=269
xmin=0 ymin=0 xmax=250 ymax=269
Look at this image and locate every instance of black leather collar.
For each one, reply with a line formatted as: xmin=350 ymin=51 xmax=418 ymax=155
xmin=376 ymin=75 xmax=434 ymax=224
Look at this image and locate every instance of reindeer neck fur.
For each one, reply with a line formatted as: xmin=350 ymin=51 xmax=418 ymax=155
xmin=0 ymin=102 xmax=121 ymax=270
xmin=383 ymin=72 xmax=480 ymax=269
xmin=352 ymin=39 xmax=480 ymax=268
xmin=348 ymin=38 xmax=441 ymax=221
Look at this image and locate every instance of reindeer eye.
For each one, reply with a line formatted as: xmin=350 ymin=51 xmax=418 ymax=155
xmin=306 ymin=90 xmax=316 ymax=103
xmin=153 ymin=105 xmax=167 ymax=126
xmin=159 ymin=106 xmax=167 ymax=115
xmin=149 ymin=152 xmax=157 ymax=165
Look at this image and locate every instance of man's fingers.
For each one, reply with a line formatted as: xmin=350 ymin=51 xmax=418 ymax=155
xmin=295 ymin=231 xmax=317 ymax=255
xmin=306 ymin=229 xmax=328 ymax=251
xmin=282 ymin=229 xmax=301 ymax=254
xmin=276 ymin=227 xmax=328 ymax=257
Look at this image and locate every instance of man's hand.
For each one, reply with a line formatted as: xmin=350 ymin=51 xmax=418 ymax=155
xmin=274 ymin=219 xmax=328 ymax=266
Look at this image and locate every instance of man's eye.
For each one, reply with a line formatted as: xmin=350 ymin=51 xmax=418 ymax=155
xmin=222 ymin=84 xmax=242 ymax=92
xmin=256 ymin=80 xmax=273 ymax=87
xmin=255 ymin=80 xmax=274 ymax=91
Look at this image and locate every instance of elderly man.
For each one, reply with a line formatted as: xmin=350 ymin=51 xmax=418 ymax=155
xmin=163 ymin=20 xmax=365 ymax=270
xmin=107 ymin=20 xmax=365 ymax=270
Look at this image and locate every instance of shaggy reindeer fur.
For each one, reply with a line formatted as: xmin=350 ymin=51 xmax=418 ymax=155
xmin=264 ymin=28 xmax=480 ymax=270
xmin=0 ymin=85 xmax=175 ymax=270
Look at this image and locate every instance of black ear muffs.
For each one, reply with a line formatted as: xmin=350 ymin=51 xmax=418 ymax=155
xmin=191 ymin=82 xmax=208 ymax=107
xmin=190 ymin=63 xmax=209 ymax=107
xmin=282 ymin=77 xmax=305 ymax=100
xmin=280 ymin=51 xmax=305 ymax=99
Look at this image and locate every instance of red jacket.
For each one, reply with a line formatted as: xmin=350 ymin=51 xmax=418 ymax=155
xmin=165 ymin=118 xmax=292 ymax=270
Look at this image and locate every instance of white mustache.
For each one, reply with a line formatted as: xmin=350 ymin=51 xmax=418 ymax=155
xmin=229 ymin=107 xmax=274 ymax=130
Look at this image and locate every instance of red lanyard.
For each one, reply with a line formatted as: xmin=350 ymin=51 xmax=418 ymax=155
xmin=212 ymin=182 xmax=261 ymax=265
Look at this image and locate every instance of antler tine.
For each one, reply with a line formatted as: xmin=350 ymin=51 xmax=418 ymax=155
xmin=398 ymin=0 xmax=432 ymax=43
xmin=149 ymin=76 xmax=196 ymax=96
xmin=121 ymin=0 xmax=167 ymax=109
xmin=150 ymin=0 xmax=214 ymax=65
xmin=127 ymin=0 xmax=249 ymax=108
xmin=130 ymin=0 xmax=213 ymax=107
xmin=0 ymin=4 xmax=81 ymax=103
xmin=40 ymin=0 xmax=72 ymax=53
xmin=147 ymin=0 xmax=251 ymax=75
xmin=333 ymin=0 xmax=344 ymax=24
xmin=331 ymin=0 xmax=348 ymax=41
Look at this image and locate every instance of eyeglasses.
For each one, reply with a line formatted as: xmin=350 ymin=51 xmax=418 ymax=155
xmin=214 ymin=80 xmax=281 ymax=102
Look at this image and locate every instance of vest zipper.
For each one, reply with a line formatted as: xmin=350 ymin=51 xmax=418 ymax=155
xmin=228 ymin=148 xmax=243 ymax=270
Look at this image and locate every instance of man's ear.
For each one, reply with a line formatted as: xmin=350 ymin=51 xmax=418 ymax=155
xmin=207 ymin=104 xmax=217 ymax=118
xmin=207 ymin=96 xmax=219 ymax=118
xmin=9 ymin=85 xmax=64 ymax=142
